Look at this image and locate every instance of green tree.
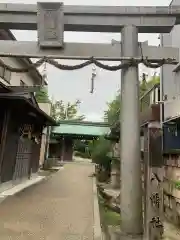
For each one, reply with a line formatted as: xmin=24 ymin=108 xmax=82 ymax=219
xmin=35 ymin=86 xmax=50 ymax=103
xmin=104 ymin=75 xmax=160 ymax=124
xmin=51 ymin=99 xmax=85 ymax=122
xmin=90 ymin=75 xmax=160 ymax=183
xmin=104 ymin=95 xmax=120 ymax=125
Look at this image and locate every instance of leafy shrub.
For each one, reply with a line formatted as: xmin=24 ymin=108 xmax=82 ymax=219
xmin=91 ymin=137 xmax=112 ymax=180
xmin=174 ymin=180 xmax=180 ymax=190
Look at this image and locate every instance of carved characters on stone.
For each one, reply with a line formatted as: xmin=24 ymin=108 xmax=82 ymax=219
xmin=44 ymin=10 xmax=58 ymax=40
xmin=144 ymin=169 xmax=164 ymax=240
xmin=150 ymin=192 xmax=160 ymax=209
xmin=37 ymin=2 xmax=64 ymax=48
xmin=149 ymin=216 xmax=164 ymax=239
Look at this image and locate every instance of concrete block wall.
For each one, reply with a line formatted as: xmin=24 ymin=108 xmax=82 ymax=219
xmin=163 ymin=156 xmax=180 ymax=225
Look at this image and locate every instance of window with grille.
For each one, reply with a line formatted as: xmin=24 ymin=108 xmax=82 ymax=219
xmin=0 ymin=66 xmax=11 ymax=83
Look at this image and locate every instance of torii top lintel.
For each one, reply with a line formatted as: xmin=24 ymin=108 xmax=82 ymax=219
xmin=0 ymin=3 xmax=180 ymax=33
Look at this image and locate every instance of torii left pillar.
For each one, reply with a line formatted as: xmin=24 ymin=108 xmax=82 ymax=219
xmin=120 ymin=25 xmax=143 ymax=240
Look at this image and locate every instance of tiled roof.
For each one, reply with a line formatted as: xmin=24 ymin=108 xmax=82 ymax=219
xmin=52 ymin=121 xmax=110 ymax=137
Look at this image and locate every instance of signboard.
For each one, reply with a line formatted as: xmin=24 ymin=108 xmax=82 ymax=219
xmin=37 ymin=2 xmax=64 ymax=48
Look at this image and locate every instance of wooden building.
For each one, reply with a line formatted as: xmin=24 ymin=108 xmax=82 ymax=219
xmin=50 ymin=121 xmax=110 ymax=161
xmin=0 ymin=28 xmax=56 ymax=192
xmin=0 ymin=84 xmax=56 ymax=190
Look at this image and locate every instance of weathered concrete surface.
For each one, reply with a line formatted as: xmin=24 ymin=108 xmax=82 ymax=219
xmin=0 ymin=162 xmax=95 ymax=240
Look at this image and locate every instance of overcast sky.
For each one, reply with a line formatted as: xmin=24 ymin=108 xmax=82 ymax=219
xmin=7 ymin=0 xmax=172 ymax=121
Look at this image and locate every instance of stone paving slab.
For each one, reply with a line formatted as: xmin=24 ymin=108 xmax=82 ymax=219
xmin=0 ymin=162 xmax=96 ymax=240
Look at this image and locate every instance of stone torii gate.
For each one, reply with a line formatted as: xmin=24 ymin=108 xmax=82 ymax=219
xmin=0 ymin=2 xmax=180 ymax=239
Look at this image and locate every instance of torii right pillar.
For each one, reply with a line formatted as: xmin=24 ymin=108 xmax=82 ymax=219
xmin=120 ymin=25 xmax=143 ymax=240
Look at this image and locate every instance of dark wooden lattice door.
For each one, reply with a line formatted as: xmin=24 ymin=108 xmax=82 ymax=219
xmin=13 ymin=138 xmax=32 ymax=180
xmin=13 ymin=124 xmax=33 ymax=181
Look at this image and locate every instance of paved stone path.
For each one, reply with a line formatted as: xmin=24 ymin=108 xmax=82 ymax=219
xmin=163 ymin=221 xmax=180 ymax=240
xmin=0 ymin=162 xmax=95 ymax=240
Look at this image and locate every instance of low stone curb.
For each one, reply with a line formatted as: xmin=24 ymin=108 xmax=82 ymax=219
xmin=0 ymin=167 xmax=62 ymax=204
xmin=92 ymin=166 xmax=103 ymax=240
xmin=63 ymin=160 xmax=92 ymax=165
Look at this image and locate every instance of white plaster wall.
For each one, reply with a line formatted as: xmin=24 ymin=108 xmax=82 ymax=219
xmin=161 ymin=23 xmax=180 ymax=120
xmin=39 ymin=133 xmax=46 ymax=167
xmin=161 ymin=26 xmax=180 ymax=101
xmin=38 ymin=103 xmax=52 ymax=166
xmin=140 ymin=136 xmax=144 ymax=152
xmin=170 ymin=0 xmax=180 ymax=75
xmin=38 ymin=103 xmax=51 ymax=116
xmin=170 ymin=0 xmax=180 ymax=5
xmin=164 ymin=98 xmax=180 ymax=120
xmin=0 ymin=57 xmax=35 ymax=87
xmin=38 ymin=103 xmax=52 ymax=135
xmin=171 ymin=25 xmax=180 ymax=99
xmin=160 ymin=0 xmax=180 ymax=121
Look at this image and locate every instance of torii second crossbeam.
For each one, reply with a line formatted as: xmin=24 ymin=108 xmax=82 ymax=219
xmin=0 ymin=40 xmax=178 ymax=62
